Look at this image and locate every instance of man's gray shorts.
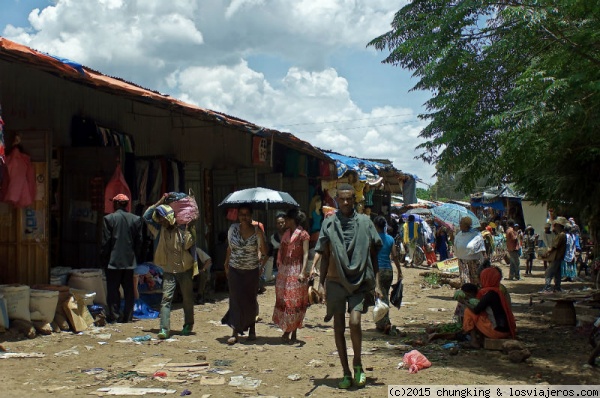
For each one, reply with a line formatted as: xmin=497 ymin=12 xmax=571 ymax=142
xmin=325 ymin=280 xmax=373 ymax=317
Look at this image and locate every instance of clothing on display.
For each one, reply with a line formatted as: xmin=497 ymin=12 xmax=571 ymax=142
xmin=1 ymin=145 xmax=36 ymax=208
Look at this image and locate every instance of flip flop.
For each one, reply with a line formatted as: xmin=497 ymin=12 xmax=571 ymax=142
xmin=227 ymin=336 xmax=238 ymax=345
xmin=338 ymin=374 xmax=352 ymax=389
xmin=353 ymin=365 xmax=366 ymax=388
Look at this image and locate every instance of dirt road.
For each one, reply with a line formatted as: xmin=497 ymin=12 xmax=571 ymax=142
xmin=0 ymin=258 xmax=598 ymax=397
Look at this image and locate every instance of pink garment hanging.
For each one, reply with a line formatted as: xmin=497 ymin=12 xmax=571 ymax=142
xmin=104 ymin=164 xmax=131 ymax=213
xmin=1 ymin=147 xmax=36 ymax=208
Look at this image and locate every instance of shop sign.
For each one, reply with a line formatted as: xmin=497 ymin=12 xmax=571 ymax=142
xmin=252 ymin=137 xmax=268 ymax=165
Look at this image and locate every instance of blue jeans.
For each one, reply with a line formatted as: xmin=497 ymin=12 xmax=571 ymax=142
xmin=160 ymin=269 xmax=194 ymax=331
xmin=509 ymin=250 xmax=521 ymax=279
xmin=544 ymin=259 xmax=562 ymax=291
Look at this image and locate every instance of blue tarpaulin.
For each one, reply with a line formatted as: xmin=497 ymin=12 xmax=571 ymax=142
xmin=324 ymin=151 xmax=385 ymax=178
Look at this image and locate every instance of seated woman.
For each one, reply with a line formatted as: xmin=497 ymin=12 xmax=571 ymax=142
xmin=461 ymin=267 xmax=516 ymax=347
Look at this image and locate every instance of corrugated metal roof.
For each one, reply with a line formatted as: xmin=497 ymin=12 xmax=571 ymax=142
xmin=0 ymin=37 xmax=331 ymax=162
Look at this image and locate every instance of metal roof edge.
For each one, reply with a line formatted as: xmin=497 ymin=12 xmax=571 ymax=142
xmin=0 ymin=37 xmax=331 ymax=162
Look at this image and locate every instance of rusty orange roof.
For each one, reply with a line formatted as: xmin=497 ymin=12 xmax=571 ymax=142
xmin=0 ymin=37 xmax=331 ymax=162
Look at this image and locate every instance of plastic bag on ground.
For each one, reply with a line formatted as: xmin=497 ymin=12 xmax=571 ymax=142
xmin=402 ymin=349 xmax=431 ymax=373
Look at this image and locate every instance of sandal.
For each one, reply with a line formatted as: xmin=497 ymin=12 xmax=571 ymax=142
xmin=338 ymin=374 xmax=352 ymax=389
xmin=353 ymin=365 xmax=366 ymax=388
xmin=227 ymin=336 xmax=238 ymax=345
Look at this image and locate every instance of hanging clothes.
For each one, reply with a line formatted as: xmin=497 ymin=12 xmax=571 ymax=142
xmin=1 ymin=147 xmax=36 ymax=208
xmin=104 ymin=164 xmax=132 ymax=213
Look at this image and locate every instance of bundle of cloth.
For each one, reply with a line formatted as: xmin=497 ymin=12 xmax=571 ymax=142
xmin=163 ymin=191 xmax=199 ymax=225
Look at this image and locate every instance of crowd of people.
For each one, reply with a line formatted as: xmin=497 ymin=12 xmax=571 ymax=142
xmin=99 ymin=188 xmax=591 ymax=390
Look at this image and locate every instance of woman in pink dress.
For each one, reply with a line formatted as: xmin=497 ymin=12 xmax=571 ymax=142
xmin=272 ymin=208 xmax=310 ymax=343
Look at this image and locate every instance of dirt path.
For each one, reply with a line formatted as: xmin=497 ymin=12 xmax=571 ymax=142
xmin=0 ymin=258 xmax=598 ymax=397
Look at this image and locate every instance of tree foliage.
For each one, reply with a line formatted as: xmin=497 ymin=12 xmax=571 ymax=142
xmin=369 ymin=1 xmax=600 ymax=230
xmin=416 ymin=187 xmax=431 ymax=201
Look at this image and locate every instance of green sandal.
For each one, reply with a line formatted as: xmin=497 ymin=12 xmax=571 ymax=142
xmin=353 ymin=365 xmax=366 ymax=388
xmin=338 ymin=374 xmax=353 ymax=389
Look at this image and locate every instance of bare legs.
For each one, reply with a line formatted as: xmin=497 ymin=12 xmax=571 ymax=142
xmin=227 ymin=322 xmax=256 ymax=345
xmin=281 ymin=329 xmax=298 ymax=343
xmin=333 ymin=310 xmax=363 ymax=376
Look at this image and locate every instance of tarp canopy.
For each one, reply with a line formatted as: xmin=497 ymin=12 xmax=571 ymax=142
xmin=471 ymin=185 xmax=522 ymax=202
xmin=470 ymin=185 xmax=522 ymax=211
xmin=324 ymin=151 xmax=386 ymax=178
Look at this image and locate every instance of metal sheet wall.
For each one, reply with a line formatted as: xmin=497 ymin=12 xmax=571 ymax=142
xmin=211 ymin=168 xmax=257 ymax=241
xmin=60 ymin=147 xmax=120 ymax=268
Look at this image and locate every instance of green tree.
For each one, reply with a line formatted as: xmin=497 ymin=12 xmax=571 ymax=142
xmin=416 ymin=187 xmax=430 ymax=201
xmin=369 ymin=1 xmax=600 ymax=246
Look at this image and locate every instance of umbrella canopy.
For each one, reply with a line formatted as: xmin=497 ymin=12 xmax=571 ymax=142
xmin=431 ymin=203 xmax=480 ymax=229
xmin=218 ymin=187 xmax=300 ymax=210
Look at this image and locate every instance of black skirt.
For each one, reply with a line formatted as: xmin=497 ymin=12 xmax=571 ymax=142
xmin=221 ymin=267 xmax=259 ymax=334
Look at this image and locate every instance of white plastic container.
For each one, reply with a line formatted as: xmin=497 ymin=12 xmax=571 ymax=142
xmin=29 ymin=289 xmax=59 ymax=323
xmin=0 ymin=284 xmax=31 ymax=321
xmin=68 ymin=269 xmax=107 ymax=306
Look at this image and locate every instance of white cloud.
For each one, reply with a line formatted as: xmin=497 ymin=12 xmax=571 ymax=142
xmin=2 ymin=0 xmax=436 ymax=182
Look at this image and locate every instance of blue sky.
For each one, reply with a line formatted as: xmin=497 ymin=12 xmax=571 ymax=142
xmin=0 ymin=0 xmax=436 ymax=183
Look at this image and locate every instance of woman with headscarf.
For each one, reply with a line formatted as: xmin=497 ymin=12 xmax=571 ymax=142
xmin=461 ymin=267 xmax=517 ymax=348
xmin=222 ymin=205 xmax=268 ymax=345
xmin=453 ymin=217 xmax=486 ymax=285
xmin=272 ymin=208 xmax=310 ymax=343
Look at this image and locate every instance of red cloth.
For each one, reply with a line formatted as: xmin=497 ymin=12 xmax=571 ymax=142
xmin=2 ymin=147 xmax=36 ymax=208
xmin=477 ymin=267 xmax=517 ymax=338
xmin=425 ymin=244 xmax=437 ymax=265
xmin=104 ymin=164 xmax=131 ymax=213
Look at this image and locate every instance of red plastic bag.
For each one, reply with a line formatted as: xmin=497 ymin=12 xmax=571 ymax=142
xmin=402 ymin=349 xmax=431 ymax=373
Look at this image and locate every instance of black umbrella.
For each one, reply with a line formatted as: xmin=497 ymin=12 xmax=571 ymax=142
xmin=218 ymin=187 xmax=300 ymax=210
